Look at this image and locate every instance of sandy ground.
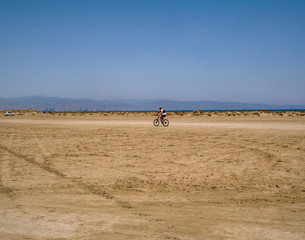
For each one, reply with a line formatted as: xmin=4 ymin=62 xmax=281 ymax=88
xmin=0 ymin=112 xmax=305 ymax=239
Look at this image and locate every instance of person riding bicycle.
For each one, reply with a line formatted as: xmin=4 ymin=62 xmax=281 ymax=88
xmin=157 ymin=107 xmax=166 ymax=122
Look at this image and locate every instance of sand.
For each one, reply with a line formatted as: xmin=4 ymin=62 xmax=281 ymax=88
xmin=0 ymin=112 xmax=304 ymax=239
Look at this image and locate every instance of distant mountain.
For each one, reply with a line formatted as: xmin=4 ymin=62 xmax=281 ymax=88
xmin=0 ymin=96 xmax=304 ymax=112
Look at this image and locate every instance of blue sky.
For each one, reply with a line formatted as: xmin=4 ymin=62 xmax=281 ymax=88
xmin=1 ymin=0 xmax=305 ymax=105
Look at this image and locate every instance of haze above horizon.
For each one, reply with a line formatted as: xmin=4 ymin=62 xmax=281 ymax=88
xmin=1 ymin=0 xmax=305 ymax=105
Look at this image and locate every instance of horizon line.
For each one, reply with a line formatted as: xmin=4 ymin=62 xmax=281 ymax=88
xmin=1 ymin=95 xmax=305 ymax=107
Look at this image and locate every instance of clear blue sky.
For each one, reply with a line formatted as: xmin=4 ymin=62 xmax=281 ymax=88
xmin=1 ymin=0 xmax=305 ymax=105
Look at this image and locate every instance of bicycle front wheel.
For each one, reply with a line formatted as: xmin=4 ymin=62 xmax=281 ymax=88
xmin=162 ymin=119 xmax=169 ymax=127
xmin=153 ymin=119 xmax=159 ymax=126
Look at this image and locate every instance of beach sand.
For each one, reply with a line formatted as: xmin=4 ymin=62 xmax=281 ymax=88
xmin=1 ymin=112 xmax=304 ymax=239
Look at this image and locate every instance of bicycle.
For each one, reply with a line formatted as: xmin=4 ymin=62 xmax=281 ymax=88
xmin=153 ymin=115 xmax=169 ymax=127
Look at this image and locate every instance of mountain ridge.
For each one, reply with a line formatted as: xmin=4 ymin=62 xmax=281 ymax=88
xmin=0 ymin=96 xmax=304 ymax=112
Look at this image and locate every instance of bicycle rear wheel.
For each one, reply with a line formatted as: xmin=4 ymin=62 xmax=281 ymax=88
xmin=162 ymin=119 xmax=169 ymax=127
xmin=153 ymin=119 xmax=159 ymax=126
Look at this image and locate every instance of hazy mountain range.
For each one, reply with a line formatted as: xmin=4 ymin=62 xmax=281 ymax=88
xmin=0 ymin=96 xmax=304 ymax=112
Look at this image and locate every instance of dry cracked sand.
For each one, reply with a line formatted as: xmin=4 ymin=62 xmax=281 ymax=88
xmin=0 ymin=111 xmax=305 ymax=239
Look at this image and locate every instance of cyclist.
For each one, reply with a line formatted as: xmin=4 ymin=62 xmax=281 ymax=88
xmin=157 ymin=107 xmax=166 ymax=122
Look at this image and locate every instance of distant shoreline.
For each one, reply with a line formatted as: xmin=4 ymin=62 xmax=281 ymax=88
xmin=1 ymin=96 xmax=304 ymax=113
xmin=45 ymin=109 xmax=305 ymax=113
xmin=113 ymin=109 xmax=305 ymax=113
xmin=2 ymin=109 xmax=305 ymax=113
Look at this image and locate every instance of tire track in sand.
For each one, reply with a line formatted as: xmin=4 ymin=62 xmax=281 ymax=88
xmin=0 ymin=144 xmax=132 ymax=209
xmin=31 ymin=129 xmax=52 ymax=164
xmin=0 ymin=144 xmax=181 ymax=239
xmin=0 ymin=133 xmax=15 ymax=197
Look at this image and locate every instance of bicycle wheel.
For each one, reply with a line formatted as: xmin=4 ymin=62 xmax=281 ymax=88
xmin=153 ymin=119 xmax=159 ymax=126
xmin=162 ymin=119 xmax=169 ymax=127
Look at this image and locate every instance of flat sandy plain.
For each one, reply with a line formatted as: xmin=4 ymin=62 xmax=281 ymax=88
xmin=1 ymin=111 xmax=305 ymax=240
